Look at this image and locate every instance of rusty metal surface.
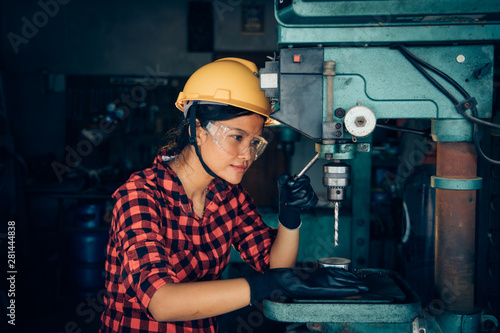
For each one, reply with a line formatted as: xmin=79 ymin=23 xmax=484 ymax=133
xmin=436 ymin=142 xmax=477 ymax=178
xmin=435 ymin=142 xmax=477 ymax=313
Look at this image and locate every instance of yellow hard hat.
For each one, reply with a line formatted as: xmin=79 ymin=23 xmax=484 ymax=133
xmin=175 ymin=58 xmax=272 ymax=120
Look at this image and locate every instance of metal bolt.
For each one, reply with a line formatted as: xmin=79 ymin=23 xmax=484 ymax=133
xmin=335 ymin=108 xmax=345 ymax=118
xmin=335 ymin=123 xmax=342 ymax=129
xmin=464 ymin=102 xmax=471 ymax=108
xmin=325 ymin=153 xmax=333 ymax=160
xmin=355 ymin=116 xmax=366 ymax=127
xmin=335 ymin=131 xmax=342 ymax=137
xmin=456 ymin=54 xmax=466 ymax=63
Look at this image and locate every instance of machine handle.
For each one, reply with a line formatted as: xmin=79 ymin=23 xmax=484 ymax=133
xmin=294 ymin=153 xmax=320 ymax=180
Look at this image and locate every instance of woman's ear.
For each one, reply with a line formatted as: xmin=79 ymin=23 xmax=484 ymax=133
xmin=187 ymin=119 xmax=207 ymax=144
xmin=195 ymin=119 xmax=209 ymax=145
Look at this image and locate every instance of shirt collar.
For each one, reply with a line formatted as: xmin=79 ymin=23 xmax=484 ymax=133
xmin=154 ymin=150 xmax=230 ymax=214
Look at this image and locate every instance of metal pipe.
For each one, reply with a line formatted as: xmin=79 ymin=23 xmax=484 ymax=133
xmin=323 ymin=61 xmax=336 ymax=123
xmin=435 ymin=142 xmax=477 ymax=313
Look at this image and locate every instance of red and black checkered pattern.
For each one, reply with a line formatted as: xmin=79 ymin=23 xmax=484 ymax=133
xmin=100 ymin=151 xmax=277 ymax=332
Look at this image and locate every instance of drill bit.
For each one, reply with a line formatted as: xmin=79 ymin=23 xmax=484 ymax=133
xmin=334 ymin=202 xmax=339 ymax=246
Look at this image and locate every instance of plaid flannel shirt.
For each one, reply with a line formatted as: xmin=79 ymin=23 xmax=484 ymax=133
xmin=100 ymin=151 xmax=277 ymax=332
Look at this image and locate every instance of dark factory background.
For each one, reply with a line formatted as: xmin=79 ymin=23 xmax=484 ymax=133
xmin=0 ymin=1 xmax=499 ymax=333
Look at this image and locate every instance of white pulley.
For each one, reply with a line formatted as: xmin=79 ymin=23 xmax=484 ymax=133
xmin=343 ymin=105 xmax=377 ymax=137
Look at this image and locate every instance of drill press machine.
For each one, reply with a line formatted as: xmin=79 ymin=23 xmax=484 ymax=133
xmin=259 ymin=1 xmax=500 ymax=332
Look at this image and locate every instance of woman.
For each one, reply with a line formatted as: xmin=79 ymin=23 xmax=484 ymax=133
xmin=100 ymin=58 xmax=367 ymax=332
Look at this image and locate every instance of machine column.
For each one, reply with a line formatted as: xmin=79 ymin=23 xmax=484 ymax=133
xmin=435 ymin=142 xmax=477 ymax=313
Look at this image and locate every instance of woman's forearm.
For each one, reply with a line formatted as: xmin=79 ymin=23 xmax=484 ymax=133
xmin=148 ymin=278 xmax=250 ymax=322
xmin=269 ymin=225 xmax=299 ymax=269
xmin=149 ymin=225 xmax=299 ymax=322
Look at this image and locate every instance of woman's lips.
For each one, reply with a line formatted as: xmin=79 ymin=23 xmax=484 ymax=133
xmin=231 ymin=165 xmax=247 ymax=173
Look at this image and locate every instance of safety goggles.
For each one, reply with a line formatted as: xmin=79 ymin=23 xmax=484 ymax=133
xmin=205 ymin=121 xmax=268 ymax=160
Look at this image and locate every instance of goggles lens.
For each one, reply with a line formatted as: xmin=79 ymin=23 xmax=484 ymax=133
xmin=206 ymin=121 xmax=268 ymax=160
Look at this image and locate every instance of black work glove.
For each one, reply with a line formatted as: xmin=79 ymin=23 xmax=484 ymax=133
xmin=278 ymin=174 xmax=318 ymax=229
xmin=245 ymin=266 xmax=369 ymax=305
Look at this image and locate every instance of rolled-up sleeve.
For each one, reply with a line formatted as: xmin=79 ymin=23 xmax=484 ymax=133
xmin=113 ymin=184 xmax=178 ymax=315
xmin=231 ymin=189 xmax=277 ymax=272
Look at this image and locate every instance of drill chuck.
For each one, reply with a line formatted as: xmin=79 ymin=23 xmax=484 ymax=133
xmin=323 ymin=162 xmax=351 ymax=202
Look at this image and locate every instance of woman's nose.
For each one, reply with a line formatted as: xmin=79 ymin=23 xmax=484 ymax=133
xmin=238 ymin=146 xmax=255 ymax=161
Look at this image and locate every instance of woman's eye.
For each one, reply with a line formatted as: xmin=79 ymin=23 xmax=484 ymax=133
xmin=230 ymin=135 xmax=243 ymax=142
xmin=250 ymin=139 xmax=260 ymax=147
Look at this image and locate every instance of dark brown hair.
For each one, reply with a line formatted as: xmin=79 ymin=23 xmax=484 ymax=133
xmin=161 ymin=103 xmax=263 ymax=151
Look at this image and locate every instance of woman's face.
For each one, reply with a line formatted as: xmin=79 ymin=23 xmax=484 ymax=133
xmin=199 ymin=113 xmax=266 ymax=184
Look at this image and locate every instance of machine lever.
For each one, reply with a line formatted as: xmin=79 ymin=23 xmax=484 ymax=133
xmin=294 ymin=153 xmax=320 ymax=180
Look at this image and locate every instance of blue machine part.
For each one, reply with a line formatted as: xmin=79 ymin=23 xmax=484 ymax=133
xmin=260 ymin=1 xmax=500 ymax=332
xmin=264 ymin=269 xmax=422 ymax=332
xmin=324 ymin=46 xmax=493 ymax=120
xmin=263 ymin=45 xmax=494 ymax=142
xmin=431 ymin=175 xmax=483 ymax=190
xmin=275 ymin=0 xmax=500 ymax=27
xmin=275 ymin=0 xmax=500 ymax=46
